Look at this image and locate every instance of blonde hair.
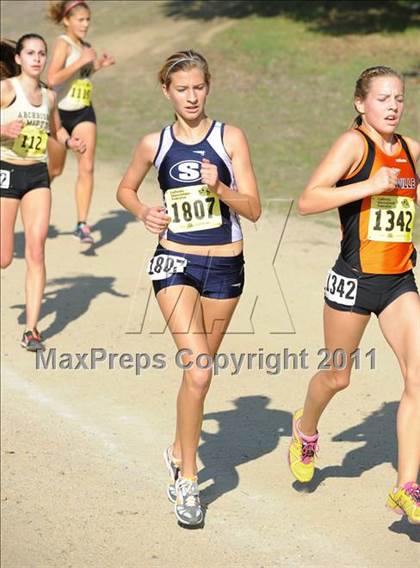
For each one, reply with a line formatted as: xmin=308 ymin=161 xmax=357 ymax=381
xmin=353 ymin=65 xmax=404 ymax=127
xmin=48 ymin=0 xmax=89 ymax=24
xmin=158 ymin=50 xmax=211 ymax=88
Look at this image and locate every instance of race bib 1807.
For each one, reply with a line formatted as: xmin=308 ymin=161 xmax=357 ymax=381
xmin=12 ymin=124 xmax=48 ymax=158
xmin=368 ymin=195 xmax=415 ymax=243
xmin=165 ymin=184 xmax=222 ymax=233
xmin=324 ymin=269 xmax=358 ymax=306
xmin=147 ymin=254 xmax=187 ymax=281
xmin=69 ymin=78 xmax=92 ymax=105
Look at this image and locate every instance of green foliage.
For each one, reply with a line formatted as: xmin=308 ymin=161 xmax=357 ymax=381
xmin=2 ymin=0 xmax=419 ymax=203
xmin=165 ymin=1 xmax=420 ymax=34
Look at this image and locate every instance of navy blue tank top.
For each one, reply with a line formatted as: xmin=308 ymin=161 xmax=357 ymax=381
xmin=153 ymin=120 xmax=242 ymax=245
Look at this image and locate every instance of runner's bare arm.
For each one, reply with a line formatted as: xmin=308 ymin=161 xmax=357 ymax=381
xmin=117 ymin=133 xmax=171 ymax=232
xmin=405 ymin=136 xmax=420 ymax=206
xmin=92 ymin=52 xmax=116 ymax=72
xmin=0 ymin=79 xmax=14 ymax=108
xmin=298 ymin=130 xmax=400 ymax=215
xmin=201 ymin=125 xmax=261 ymax=222
xmin=0 ymin=80 xmax=23 ymax=138
xmin=48 ymin=90 xmax=86 ymax=153
xmin=47 ymin=38 xmax=95 ymax=87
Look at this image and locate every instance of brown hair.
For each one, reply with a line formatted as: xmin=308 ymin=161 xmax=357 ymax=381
xmin=353 ymin=66 xmax=404 ymax=127
xmin=16 ymin=33 xmax=47 ymax=55
xmin=158 ymin=50 xmax=211 ymax=88
xmin=0 ymin=38 xmax=18 ymax=79
xmin=48 ymin=0 xmax=89 ymax=24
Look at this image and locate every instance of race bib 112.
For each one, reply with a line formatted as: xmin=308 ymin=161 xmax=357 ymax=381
xmin=12 ymin=124 xmax=48 ymax=158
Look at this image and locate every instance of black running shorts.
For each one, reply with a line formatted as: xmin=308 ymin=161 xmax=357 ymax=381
xmin=0 ymin=160 xmax=50 ymax=199
xmin=59 ymin=105 xmax=96 ymax=136
xmin=324 ymin=255 xmax=418 ymax=316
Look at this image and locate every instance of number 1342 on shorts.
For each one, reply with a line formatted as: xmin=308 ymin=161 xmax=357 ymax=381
xmin=324 ymin=269 xmax=358 ymax=306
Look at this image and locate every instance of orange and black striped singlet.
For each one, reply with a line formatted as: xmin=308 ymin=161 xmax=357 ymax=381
xmin=337 ymin=128 xmax=417 ymax=274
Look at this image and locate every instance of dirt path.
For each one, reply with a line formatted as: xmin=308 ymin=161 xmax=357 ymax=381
xmin=1 ymin=157 xmax=418 ymax=567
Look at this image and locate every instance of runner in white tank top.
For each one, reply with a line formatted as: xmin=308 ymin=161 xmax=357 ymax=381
xmin=47 ymin=0 xmax=115 ymax=244
xmin=0 ymin=34 xmax=85 ymax=351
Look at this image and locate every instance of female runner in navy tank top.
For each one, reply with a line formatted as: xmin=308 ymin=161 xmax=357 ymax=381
xmin=117 ymin=50 xmax=261 ymax=527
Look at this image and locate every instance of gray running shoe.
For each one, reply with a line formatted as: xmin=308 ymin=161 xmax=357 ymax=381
xmin=175 ymin=476 xmax=203 ymax=526
xmin=163 ymin=446 xmax=180 ymax=504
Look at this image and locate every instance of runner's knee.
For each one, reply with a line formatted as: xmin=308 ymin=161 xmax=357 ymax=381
xmin=403 ymin=363 xmax=420 ymax=398
xmin=185 ymin=366 xmax=213 ymax=396
xmin=25 ymin=240 xmax=46 ymax=265
xmin=79 ymin=158 xmax=94 ymax=176
xmin=1 ymin=253 xmax=13 ymax=269
xmin=49 ymin=164 xmax=64 ymax=179
xmin=327 ymin=368 xmax=351 ymax=392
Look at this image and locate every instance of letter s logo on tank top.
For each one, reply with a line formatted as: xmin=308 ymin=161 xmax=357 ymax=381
xmin=169 ymin=160 xmax=201 ymax=183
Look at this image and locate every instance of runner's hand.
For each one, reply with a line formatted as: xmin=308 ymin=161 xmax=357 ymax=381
xmin=98 ymin=53 xmax=115 ymax=68
xmin=201 ymin=158 xmax=220 ymax=192
xmin=80 ymin=47 xmax=97 ymax=66
xmin=370 ymin=167 xmax=400 ymax=195
xmin=142 ymin=206 xmax=171 ymax=234
xmin=1 ymin=119 xmax=24 ymax=139
xmin=68 ymin=136 xmax=86 ymax=154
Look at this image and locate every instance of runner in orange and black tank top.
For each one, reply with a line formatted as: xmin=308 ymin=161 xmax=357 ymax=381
xmin=289 ymin=66 xmax=420 ymax=525
xmin=338 ymin=127 xmax=417 ymax=274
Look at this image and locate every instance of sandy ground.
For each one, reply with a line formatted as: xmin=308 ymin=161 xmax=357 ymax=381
xmin=1 ymin=156 xmax=419 ymax=568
